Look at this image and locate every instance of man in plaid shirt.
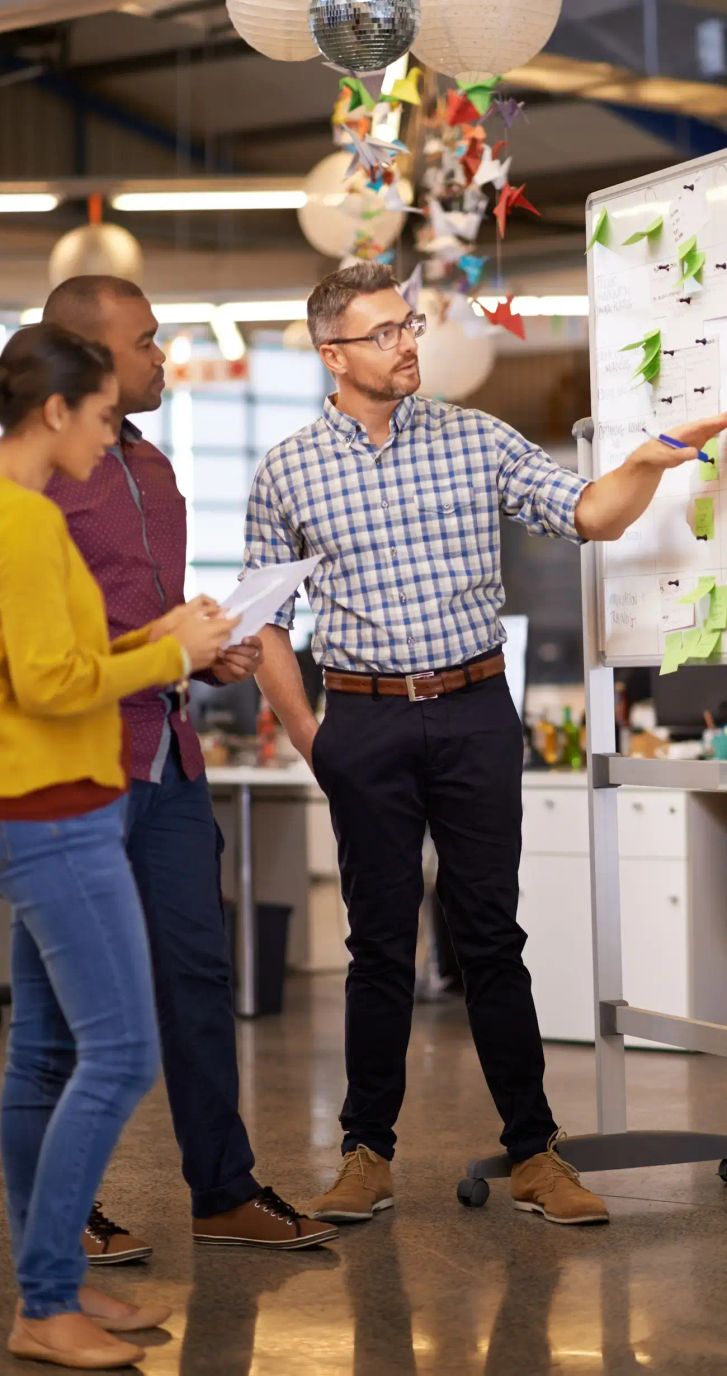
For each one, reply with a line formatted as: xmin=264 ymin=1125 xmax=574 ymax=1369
xmin=247 ymin=263 xmax=726 ymax=1227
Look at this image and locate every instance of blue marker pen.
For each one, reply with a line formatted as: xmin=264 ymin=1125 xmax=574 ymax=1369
xmin=641 ymin=426 xmax=711 ymax=463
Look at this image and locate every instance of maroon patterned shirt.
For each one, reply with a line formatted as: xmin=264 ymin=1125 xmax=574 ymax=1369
xmin=47 ymin=421 xmax=205 ymax=784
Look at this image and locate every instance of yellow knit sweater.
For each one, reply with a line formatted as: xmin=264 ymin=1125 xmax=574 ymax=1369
xmin=0 ymin=476 xmax=184 ymax=798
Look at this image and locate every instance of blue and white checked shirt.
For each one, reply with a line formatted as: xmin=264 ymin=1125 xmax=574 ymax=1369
xmin=243 ymin=394 xmax=589 ymax=674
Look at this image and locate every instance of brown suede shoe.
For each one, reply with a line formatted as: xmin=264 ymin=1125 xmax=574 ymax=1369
xmin=82 ymin=1202 xmax=151 ymax=1266
xmin=307 ymin=1145 xmax=394 ymax=1223
xmin=511 ymin=1130 xmax=610 ymax=1225
xmin=193 ymin=1187 xmax=338 ymax=1250
xmin=8 ymin=1312 xmax=144 ymax=1369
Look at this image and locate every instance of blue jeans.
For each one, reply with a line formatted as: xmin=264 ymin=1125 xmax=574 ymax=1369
xmin=0 ymin=799 xmax=160 ymax=1318
xmin=126 ymin=738 xmax=258 ymax=1216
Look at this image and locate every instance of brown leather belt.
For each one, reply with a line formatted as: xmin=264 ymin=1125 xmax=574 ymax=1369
xmin=324 ymin=653 xmax=506 ymax=702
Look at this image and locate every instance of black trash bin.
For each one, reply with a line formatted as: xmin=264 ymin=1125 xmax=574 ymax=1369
xmin=223 ymin=900 xmax=292 ymax=1017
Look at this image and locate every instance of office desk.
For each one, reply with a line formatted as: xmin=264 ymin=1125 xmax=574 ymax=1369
xmin=206 ymin=761 xmax=315 ymax=1016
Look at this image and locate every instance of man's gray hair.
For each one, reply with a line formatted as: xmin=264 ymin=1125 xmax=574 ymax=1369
xmin=307 ymin=263 xmax=400 ymax=349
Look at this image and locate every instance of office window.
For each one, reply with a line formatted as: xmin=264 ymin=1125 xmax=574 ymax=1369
xmin=131 ymin=340 xmax=326 ymax=646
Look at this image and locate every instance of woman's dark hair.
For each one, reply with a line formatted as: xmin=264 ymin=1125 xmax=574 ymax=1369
xmin=0 ymin=322 xmax=114 ymax=433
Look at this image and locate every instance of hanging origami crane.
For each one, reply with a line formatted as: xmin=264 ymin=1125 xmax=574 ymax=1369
xmin=491 ymin=96 xmax=527 ymax=128
xmin=483 ymin=295 xmax=526 ymax=340
xmin=341 ymin=129 xmax=409 ymax=187
xmin=493 ymin=183 xmax=541 ymax=238
xmin=381 ymin=65 xmax=423 ymax=107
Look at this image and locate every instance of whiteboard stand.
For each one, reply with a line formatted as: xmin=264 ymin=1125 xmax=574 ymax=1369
xmin=456 ymin=416 xmax=727 ymax=1213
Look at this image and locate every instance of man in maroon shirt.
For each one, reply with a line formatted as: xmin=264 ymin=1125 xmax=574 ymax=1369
xmin=44 ymin=276 xmax=336 ymax=1255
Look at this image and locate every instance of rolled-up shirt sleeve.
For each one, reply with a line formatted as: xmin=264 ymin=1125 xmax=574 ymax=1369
xmin=493 ymin=417 xmax=591 ymax=544
xmin=243 ymin=459 xmax=302 ymax=629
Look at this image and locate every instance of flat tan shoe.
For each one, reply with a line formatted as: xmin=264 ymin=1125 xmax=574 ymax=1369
xmin=81 ymin=1299 xmax=171 ymax=1333
xmin=8 ymin=1312 xmax=144 ymax=1370
xmin=511 ymin=1129 xmax=610 ymax=1225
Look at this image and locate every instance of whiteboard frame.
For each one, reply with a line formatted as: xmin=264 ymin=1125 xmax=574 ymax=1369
xmin=585 ymin=147 xmax=727 ymax=668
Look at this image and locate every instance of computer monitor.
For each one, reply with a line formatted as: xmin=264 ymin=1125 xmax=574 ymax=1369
xmin=651 ymin=663 xmax=727 ymax=734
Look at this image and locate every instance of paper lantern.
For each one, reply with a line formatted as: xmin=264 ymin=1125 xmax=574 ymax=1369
xmin=416 ymin=289 xmax=496 ymax=401
xmin=414 ymin=0 xmax=562 ymax=80
xmin=298 ymin=151 xmax=406 ymax=258
xmin=309 ymin=0 xmax=420 ymax=74
xmin=226 ymin=0 xmax=317 ymax=61
xmin=48 ymin=223 xmax=143 ymax=288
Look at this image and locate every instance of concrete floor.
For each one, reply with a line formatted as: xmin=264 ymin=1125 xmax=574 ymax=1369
xmin=3 ymin=974 xmax=727 ymax=1375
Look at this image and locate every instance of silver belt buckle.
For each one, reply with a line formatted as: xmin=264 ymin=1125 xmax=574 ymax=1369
xmin=405 ymin=671 xmax=437 ymax=703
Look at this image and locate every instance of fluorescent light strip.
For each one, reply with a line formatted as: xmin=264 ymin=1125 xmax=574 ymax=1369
xmin=476 ymin=295 xmax=590 ymax=317
xmin=21 ymin=297 xmax=588 ymax=328
xmin=0 ymin=194 xmax=58 ymax=212
xmin=210 ymin=307 xmax=246 ymax=362
xmin=111 ymin=190 xmax=307 ymax=212
xmin=224 ymin=300 xmax=308 ymax=322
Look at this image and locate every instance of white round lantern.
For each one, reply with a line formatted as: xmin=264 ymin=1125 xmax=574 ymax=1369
xmin=298 ymin=151 xmax=406 ymax=259
xmin=414 ymin=0 xmax=562 ymax=80
xmin=416 ymin=289 xmax=496 ymax=401
xmin=48 ymin=223 xmax=144 ymax=288
xmin=283 ymin=320 xmax=315 ymax=350
xmin=226 ymin=0 xmax=317 ymax=61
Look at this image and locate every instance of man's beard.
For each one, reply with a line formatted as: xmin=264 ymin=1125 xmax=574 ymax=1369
xmin=356 ymin=364 xmax=420 ymax=403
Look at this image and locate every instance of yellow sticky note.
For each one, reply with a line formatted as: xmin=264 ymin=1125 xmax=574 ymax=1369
xmin=694 ymin=496 xmax=715 ymax=541
xmin=660 ymin=631 xmax=685 ymax=675
xmin=682 ymin=627 xmax=703 ymax=657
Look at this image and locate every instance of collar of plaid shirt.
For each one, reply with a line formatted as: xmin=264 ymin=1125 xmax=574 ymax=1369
xmin=245 ymin=393 xmax=588 ymax=676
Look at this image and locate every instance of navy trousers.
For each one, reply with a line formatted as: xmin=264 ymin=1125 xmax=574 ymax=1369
xmin=126 ymin=737 xmax=259 ymax=1217
xmin=312 ymin=668 xmax=558 ymax=1164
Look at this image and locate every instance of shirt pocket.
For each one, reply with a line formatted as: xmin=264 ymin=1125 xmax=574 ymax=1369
xmin=413 ymin=485 xmax=474 ymax=518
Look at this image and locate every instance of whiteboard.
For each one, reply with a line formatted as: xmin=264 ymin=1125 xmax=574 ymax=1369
xmin=586 ymin=149 xmax=727 ymax=666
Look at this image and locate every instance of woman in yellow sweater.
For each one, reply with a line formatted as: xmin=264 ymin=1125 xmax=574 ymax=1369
xmin=0 ymin=323 xmax=236 ymax=1370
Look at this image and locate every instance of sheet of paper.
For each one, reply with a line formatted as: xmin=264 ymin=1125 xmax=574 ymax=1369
xmin=658 ymin=575 xmax=696 ymax=632
xmin=221 ymin=556 xmax=321 ymax=648
xmin=669 ymin=176 xmax=710 ymax=248
xmin=694 ymin=496 xmax=715 ymax=542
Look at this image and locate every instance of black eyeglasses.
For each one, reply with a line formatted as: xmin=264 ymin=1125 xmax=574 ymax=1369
xmin=328 ymin=313 xmax=427 ymax=353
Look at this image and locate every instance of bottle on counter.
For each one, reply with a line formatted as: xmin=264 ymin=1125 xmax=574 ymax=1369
xmin=533 ymin=713 xmax=559 ymax=768
xmin=256 ymin=696 xmax=278 ymax=767
xmin=559 ymin=705 xmax=583 ymax=770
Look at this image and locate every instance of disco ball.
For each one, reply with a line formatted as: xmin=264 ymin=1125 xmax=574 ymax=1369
xmin=309 ymin=0 xmax=420 ymax=74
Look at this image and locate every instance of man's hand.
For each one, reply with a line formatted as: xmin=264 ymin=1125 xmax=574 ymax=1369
xmin=576 ymin=413 xmax=727 ymax=541
xmin=210 ymin=636 xmax=263 ymax=684
xmin=626 ymin=414 xmax=727 ymax=472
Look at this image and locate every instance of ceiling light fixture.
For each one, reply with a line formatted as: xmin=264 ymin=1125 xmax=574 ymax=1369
xmin=210 ymin=307 xmax=247 ymax=362
xmin=0 ymin=194 xmax=58 ymax=212
xmin=111 ymin=190 xmax=307 ymax=212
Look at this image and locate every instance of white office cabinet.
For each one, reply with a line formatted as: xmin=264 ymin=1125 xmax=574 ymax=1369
xmin=521 ymin=776 xmax=727 ymax=1048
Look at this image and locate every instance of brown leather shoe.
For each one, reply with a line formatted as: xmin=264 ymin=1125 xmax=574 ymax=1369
xmin=511 ymin=1130 xmax=610 ymax=1225
xmin=8 ymin=1311 xmax=144 ymax=1369
xmin=82 ymin=1203 xmax=152 ymax=1266
xmin=193 ymin=1187 xmax=338 ymax=1250
xmin=307 ymin=1145 xmax=394 ymax=1223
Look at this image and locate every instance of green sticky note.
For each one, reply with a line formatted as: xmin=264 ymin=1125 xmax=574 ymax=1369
xmin=688 ymin=630 xmax=722 ymax=660
xmin=694 ymin=496 xmax=715 ymax=541
xmin=682 ymin=627 xmax=703 ymax=658
xmin=679 ymin=575 xmax=716 ymax=604
xmin=586 ymin=207 xmax=609 ymax=252
xmin=660 ymin=631 xmax=685 ymax=675
xmin=699 ymin=437 xmax=719 ymax=482
xmin=705 ymin=586 xmax=727 ymax=632
xmin=622 ymin=215 xmax=664 ymax=247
